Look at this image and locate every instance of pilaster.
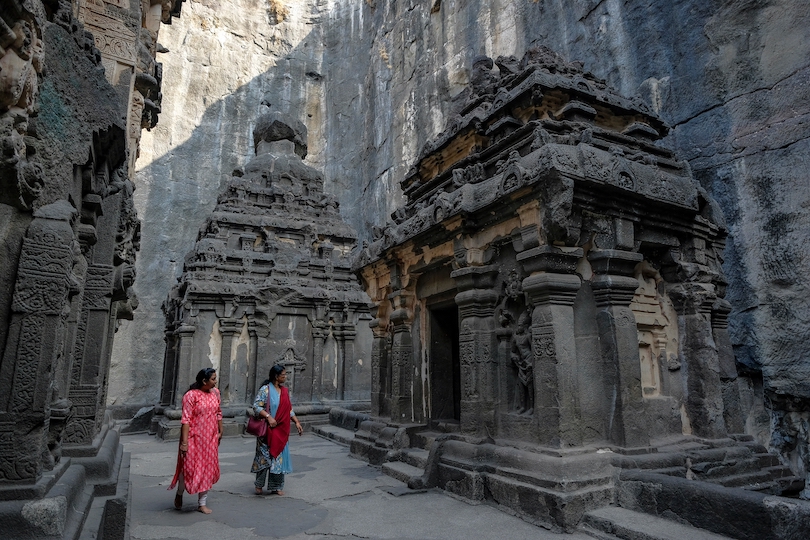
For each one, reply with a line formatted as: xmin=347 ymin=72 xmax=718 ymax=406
xmin=174 ymin=323 xmax=197 ymax=407
xmin=311 ymin=318 xmax=328 ymax=401
xmin=335 ymin=323 xmax=357 ymax=401
xmin=0 ymin=202 xmax=76 ymax=483
xmin=588 ymin=249 xmax=648 ymax=448
xmin=64 ymin=262 xmax=114 ymax=446
xmin=451 ymin=265 xmax=499 ymax=435
xmin=218 ymin=318 xmax=241 ymax=404
xmin=712 ymin=298 xmax=744 ymax=433
xmin=369 ymin=304 xmax=389 ymax=417
xmin=388 ymin=288 xmax=415 ymax=422
xmin=668 ymin=282 xmax=727 ymax=439
xmin=517 ymin=246 xmax=582 ymax=447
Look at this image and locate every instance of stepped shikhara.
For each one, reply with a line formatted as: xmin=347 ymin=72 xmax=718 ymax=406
xmin=350 ymin=46 xmax=809 ymax=536
xmin=156 ymin=111 xmax=371 ymax=437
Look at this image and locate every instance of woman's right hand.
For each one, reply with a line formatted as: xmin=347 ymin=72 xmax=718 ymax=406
xmin=266 ymin=416 xmax=277 ymax=428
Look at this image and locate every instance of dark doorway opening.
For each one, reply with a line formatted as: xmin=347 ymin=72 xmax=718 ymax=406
xmin=429 ymin=304 xmax=460 ymax=422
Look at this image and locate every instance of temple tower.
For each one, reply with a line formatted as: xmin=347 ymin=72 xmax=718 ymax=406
xmin=156 ymin=111 xmax=372 ymax=437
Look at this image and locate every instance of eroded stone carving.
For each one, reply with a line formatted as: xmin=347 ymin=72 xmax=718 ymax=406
xmin=509 ymin=310 xmax=533 ymax=415
xmin=352 ymin=46 xmax=804 ymax=532
xmin=156 ymin=110 xmax=371 ymax=438
xmin=0 ymin=6 xmax=44 ymax=211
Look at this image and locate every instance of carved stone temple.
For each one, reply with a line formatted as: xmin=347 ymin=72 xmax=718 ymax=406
xmin=350 ymin=47 xmax=810 ymax=536
xmin=0 ymin=0 xmax=182 ymax=538
xmin=156 ymin=111 xmax=371 ymax=438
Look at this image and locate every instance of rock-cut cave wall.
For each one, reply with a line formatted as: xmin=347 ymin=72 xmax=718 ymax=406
xmin=111 ymin=0 xmax=810 ymax=479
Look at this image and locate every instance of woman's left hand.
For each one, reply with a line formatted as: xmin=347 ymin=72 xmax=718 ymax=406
xmin=296 ymin=422 xmax=303 ymax=436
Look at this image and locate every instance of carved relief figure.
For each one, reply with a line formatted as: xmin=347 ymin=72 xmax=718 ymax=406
xmin=510 ymin=311 xmax=533 ymax=415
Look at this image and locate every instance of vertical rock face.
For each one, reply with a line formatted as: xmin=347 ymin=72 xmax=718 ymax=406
xmin=110 ymin=0 xmax=329 ymax=408
xmin=120 ymin=0 xmax=809 ymax=487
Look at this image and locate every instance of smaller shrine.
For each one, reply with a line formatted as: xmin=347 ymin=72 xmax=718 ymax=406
xmin=349 ymin=47 xmax=809 ymax=536
xmin=156 ymin=111 xmax=371 ymax=437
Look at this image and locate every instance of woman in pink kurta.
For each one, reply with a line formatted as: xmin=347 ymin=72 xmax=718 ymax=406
xmin=169 ymin=368 xmax=223 ymax=514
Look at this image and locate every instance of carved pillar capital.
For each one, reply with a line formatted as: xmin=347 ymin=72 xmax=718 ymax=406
xmin=522 ymin=273 xmax=581 ymax=307
xmin=218 ymin=318 xmax=241 ymax=337
xmin=388 ymin=290 xmax=414 ymax=329
xmin=711 ymin=298 xmax=732 ymax=330
xmin=588 ymin=249 xmax=643 ymax=307
xmin=667 ymin=282 xmax=716 ymax=315
xmin=517 ymin=245 xmax=582 ymax=276
xmin=450 ymin=264 xmax=499 ymax=291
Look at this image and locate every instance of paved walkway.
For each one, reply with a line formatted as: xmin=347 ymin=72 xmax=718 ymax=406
xmin=124 ymin=432 xmax=594 ymax=540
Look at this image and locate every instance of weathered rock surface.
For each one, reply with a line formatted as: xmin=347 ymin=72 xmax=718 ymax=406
xmin=110 ymin=0 xmax=328 ymax=407
xmin=116 ymin=0 xmax=810 ymax=488
xmin=155 ymin=110 xmax=371 ymax=439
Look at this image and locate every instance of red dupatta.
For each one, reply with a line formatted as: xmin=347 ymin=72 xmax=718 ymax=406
xmin=268 ymin=385 xmax=291 ymax=459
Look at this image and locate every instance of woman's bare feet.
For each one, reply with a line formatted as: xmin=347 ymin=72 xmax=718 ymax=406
xmin=255 ymin=487 xmax=263 ymax=495
xmin=197 ymin=505 xmax=212 ymax=514
xmin=270 ymin=490 xmax=285 ymax=496
xmin=174 ymin=493 xmax=183 ymax=510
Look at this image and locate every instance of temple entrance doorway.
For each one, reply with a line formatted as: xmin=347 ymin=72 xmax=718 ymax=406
xmin=428 ymin=303 xmax=460 ymax=422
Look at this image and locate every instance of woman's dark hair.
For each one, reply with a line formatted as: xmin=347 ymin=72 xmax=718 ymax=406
xmin=261 ymin=364 xmax=286 ymax=387
xmin=189 ymin=368 xmax=216 ymax=391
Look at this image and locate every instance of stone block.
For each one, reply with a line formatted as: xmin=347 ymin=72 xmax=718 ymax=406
xmin=618 ymin=470 xmax=810 ymax=540
xmin=437 ymin=463 xmax=485 ymax=502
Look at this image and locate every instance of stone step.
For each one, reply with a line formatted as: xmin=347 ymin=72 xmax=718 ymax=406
xmin=580 ymin=506 xmax=733 ymax=540
xmin=762 ymin=464 xmax=794 ymax=478
xmin=707 ymin=469 xmax=775 ymax=489
xmin=494 ymin=465 xmax=613 ymax=492
xmin=754 ymin=452 xmax=781 ymax=468
xmin=690 ymin=456 xmax=763 ymax=480
xmin=411 ymin=430 xmax=443 ymax=450
xmin=651 ymin=466 xmax=686 ymax=477
xmin=312 ymin=424 xmax=356 ymax=446
xmin=382 ymin=460 xmax=425 ymax=485
xmin=401 ymin=447 xmax=430 ymax=468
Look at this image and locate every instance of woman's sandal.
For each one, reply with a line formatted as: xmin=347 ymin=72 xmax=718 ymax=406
xmin=197 ymin=506 xmax=212 ymax=514
xmin=174 ymin=493 xmax=183 ymax=510
xmin=270 ymin=490 xmax=285 ymax=496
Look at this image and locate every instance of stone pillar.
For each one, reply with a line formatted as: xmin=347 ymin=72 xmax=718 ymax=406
xmin=668 ymin=282 xmax=728 ymax=439
xmin=64 ymin=262 xmax=115 ymax=446
xmin=160 ymin=328 xmax=178 ymax=406
xmin=588 ymin=249 xmax=649 ymax=448
xmin=451 ymin=265 xmax=499 ymax=435
xmin=389 ymin=288 xmax=414 ymax=422
xmin=218 ymin=318 xmax=240 ymax=404
xmin=337 ymin=325 xmax=356 ymax=401
xmin=247 ymin=320 xmax=258 ymax=405
xmin=174 ymin=323 xmax=197 ymax=407
xmin=713 ymin=298 xmax=745 ymax=433
xmin=517 ymin=246 xmax=582 ymax=447
xmin=0 ymin=201 xmax=76 ymax=483
xmin=496 ymin=325 xmax=514 ymax=412
xmin=311 ymin=321 xmax=328 ymax=401
xmin=369 ymin=305 xmax=389 ymax=417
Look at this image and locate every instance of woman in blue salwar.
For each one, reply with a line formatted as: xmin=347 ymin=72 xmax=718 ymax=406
xmin=251 ymin=364 xmax=303 ymax=495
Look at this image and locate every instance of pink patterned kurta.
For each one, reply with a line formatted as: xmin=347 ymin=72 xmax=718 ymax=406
xmin=169 ymin=388 xmax=222 ymax=494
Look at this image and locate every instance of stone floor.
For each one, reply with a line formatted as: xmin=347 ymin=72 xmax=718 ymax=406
xmin=124 ymin=431 xmax=595 ymax=540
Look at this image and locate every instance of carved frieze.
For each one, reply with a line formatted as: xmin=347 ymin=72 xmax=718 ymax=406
xmin=78 ymin=1 xmax=137 ymax=66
